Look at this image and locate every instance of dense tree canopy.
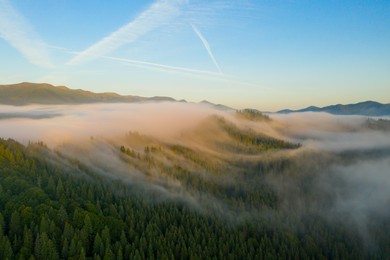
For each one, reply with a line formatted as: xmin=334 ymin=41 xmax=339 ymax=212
xmin=0 ymin=138 xmax=388 ymax=259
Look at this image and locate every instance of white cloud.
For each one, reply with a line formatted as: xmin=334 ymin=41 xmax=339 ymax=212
xmin=68 ymin=0 xmax=186 ymax=65
xmin=0 ymin=0 xmax=52 ymax=68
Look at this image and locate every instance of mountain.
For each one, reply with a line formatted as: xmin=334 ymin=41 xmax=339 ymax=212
xmin=0 ymin=82 xmax=175 ymax=105
xmin=199 ymin=100 xmax=233 ymax=111
xmin=278 ymin=101 xmax=390 ymax=116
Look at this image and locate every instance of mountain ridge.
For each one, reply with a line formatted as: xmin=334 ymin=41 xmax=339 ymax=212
xmin=0 ymin=82 xmax=174 ymax=105
xmin=278 ymin=100 xmax=390 ymax=116
xmin=0 ymin=82 xmax=237 ymax=112
xmin=0 ymin=82 xmax=234 ymax=111
xmin=2 ymin=83 xmax=388 ymax=116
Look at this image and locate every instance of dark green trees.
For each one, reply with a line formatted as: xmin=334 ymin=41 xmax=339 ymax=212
xmin=0 ymin=138 xmax=388 ymax=259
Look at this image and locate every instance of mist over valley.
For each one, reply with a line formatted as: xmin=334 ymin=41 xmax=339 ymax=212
xmin=0 ymin=85 xmax=389 ymax=258
xmin=1 ymin=0 xmax=389 ymax=257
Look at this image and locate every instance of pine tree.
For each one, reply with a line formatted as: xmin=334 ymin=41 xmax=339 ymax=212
xmin=117 ymin=245 xmax=124 ymax=260
xmin=35 ymin=233 xmax=58 ymax=259
xmin=56 ymin=178 xmax=64 ymax=199
xmin=93 ymin=233 xmax=104 ymax=257
xmin=21 ymin=226 xmax=33 ymax=255
xmin=61 ymin=238 xmax=69 ymax=259
xmin=47 ymin=176 xmax=56 ymax=195
xmin=79 ymin=247 xmax=86 ymax=260
xmin=9 ymin=210 xmax=21 ymax=238
xmin=57 ymin=206 xmax=68 ymax=227
xmin=68 ymin=238 xmax=77 ymax=258
xmin=101 ymin=226 xmax=110 ymax=248
xmin=0 ymin=236 xmax=13 ymax=259
xmin=103 ymin=245 xmax=114 ymax=260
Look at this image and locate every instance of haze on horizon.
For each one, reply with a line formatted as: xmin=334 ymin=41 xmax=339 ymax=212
xmin=0 ymin=0 xmax=389 ymax=110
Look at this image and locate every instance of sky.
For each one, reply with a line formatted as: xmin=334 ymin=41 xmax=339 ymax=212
xmin=0 ymin=0 xmax=389 ymax=111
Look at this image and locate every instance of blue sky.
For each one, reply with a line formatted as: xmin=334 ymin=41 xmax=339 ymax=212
xmin=0 ymin=0 xmax=389 ymax=110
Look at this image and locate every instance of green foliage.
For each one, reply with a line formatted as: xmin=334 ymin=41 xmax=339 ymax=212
xmin=216 ymin=116 xmax=300 ymax=152
xmin=0 ymin=138 xmax=388 ymax=259
xmin=236 ymin=109 xmax=271 ymax=122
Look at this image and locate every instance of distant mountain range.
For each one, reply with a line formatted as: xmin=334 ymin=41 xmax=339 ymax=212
xmin=278 ymin=101 xmax=390 ymax=116
xmin=2 ymin=83 xmax=388 ymax=116
xmin=0 ymin=83 xmax=233 ymax=111
xmin=0 ymin=82 xmax=176 ymax=105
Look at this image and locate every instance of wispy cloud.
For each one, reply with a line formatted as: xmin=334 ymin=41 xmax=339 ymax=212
xmin=68 ymin=0 xmax=186 ymax=65
xmin=190 ymin=23 xmax=222 ymax=73
xmin=0 ymin=0 xmax=52 ymax=67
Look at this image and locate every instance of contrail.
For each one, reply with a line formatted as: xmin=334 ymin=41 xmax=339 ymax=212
xmin=53 ymin=46 xmax=222 ymax=77
xmin=103 ymin=55 xmax=224 ymax=78
xmin=53 ymin=46 xmax=259 ymax=88
xmin=104 ymin=55 xmax=261 ymax=88
xmin=190 ymin=23 xmax=222 ymax=74
xmin=68 ymin=0 xmax=185 ymax=65
xmin=0 ymin=0 xmax=52 ymax=68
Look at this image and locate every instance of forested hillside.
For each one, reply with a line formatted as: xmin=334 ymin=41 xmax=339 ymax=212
xmin=0 ymin=132 xmax=389 ymax=259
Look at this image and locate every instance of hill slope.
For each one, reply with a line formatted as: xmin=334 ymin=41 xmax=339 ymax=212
xmin=0 ymin=82 xmax=175 ymax=105
xmin=278 ymin=101 xmax=390 ymax=116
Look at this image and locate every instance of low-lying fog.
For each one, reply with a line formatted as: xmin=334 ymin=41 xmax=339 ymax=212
xmin=1 ymin=103 xmax=389 ymax=150
xmin=0 ymin=103 xmax=226 ymax=145
xmin=1 ymin=102 xmax=389 ymax=242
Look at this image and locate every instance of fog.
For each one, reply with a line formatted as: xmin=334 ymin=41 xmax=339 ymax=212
xmin=0 ymin=102 xmax=389 ymax=241
xmin=0 ymin=102 xmax=226 ymax=146
xmin=271 ymin=112 xmax=390 ymax=151
xmin=1 ymin=104 xmax=389 ymax=152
